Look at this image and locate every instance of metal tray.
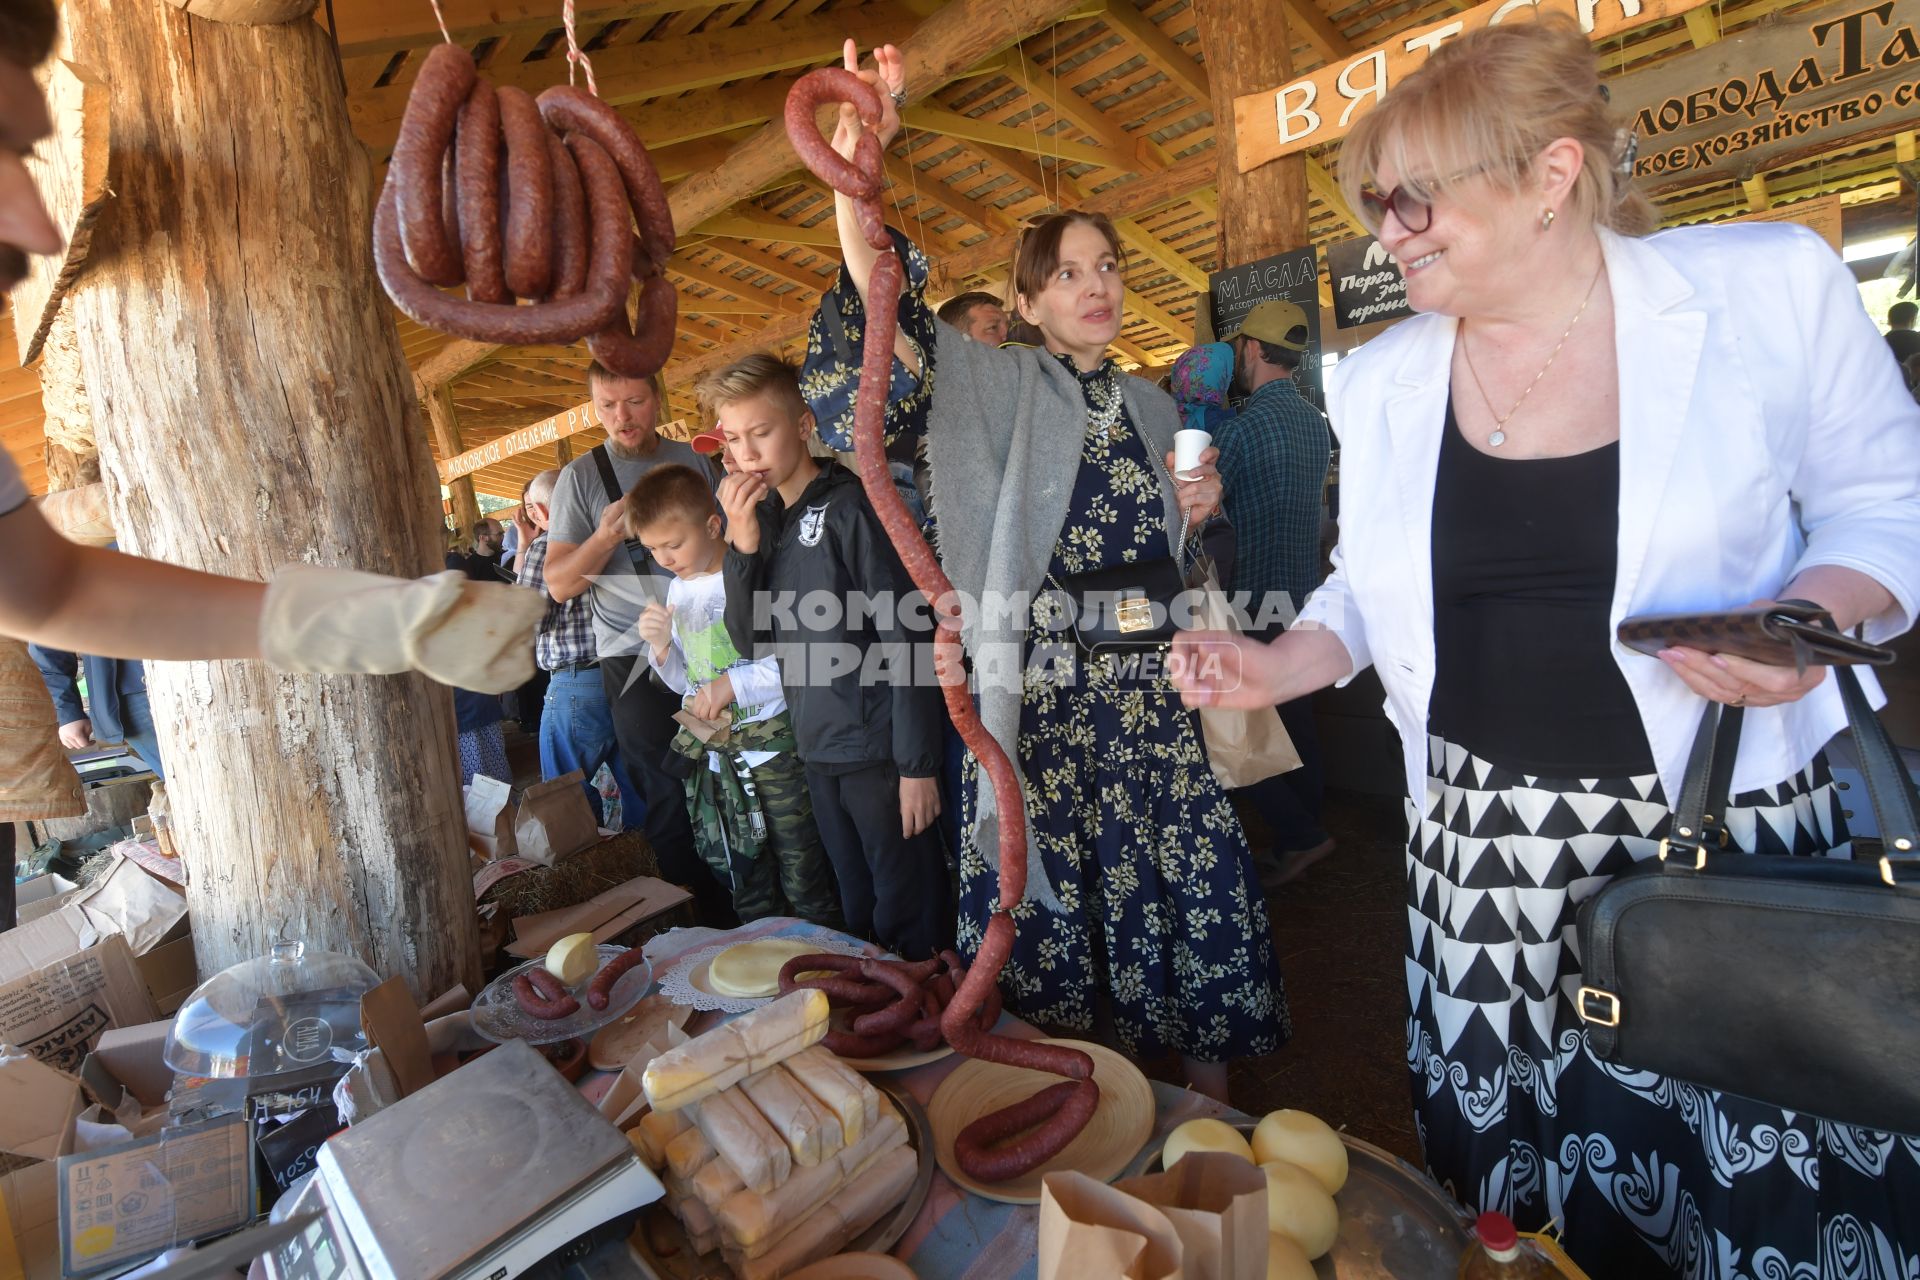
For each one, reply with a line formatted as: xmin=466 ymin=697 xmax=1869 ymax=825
xmin=629 ymin=1080 xmax=935 ymax=1278
xmin=1125 ymin=1120 xmax=1473 ymax=1279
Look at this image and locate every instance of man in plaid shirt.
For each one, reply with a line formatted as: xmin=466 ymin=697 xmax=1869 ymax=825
xmin=516 ymin=468 xmax=637 ymax=826
xmin=1216 ymin=300 xmax=1335 ymax=886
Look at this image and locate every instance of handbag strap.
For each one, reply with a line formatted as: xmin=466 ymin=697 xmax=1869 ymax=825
xmin=1665 ymin=663 xmax=1920 ymax=885
xmin=590 ymin=444 xmax=649 ymax=575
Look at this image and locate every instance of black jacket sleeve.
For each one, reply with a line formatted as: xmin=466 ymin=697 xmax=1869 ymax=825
xmin=722 ymin=502 xmax=780 ymax=660
xmin=840 ymin=500 xmax=943 ymax=778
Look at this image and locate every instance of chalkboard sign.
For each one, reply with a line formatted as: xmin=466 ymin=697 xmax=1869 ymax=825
xmin=1326 ymin=234 xmax=1414 ymax=330
xmin=1207 ymin=247 xmax=1323 ymax=408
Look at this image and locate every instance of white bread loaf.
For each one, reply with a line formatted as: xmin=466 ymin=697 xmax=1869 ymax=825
xmin=644 ymin=990 xmax=829 ymax=1113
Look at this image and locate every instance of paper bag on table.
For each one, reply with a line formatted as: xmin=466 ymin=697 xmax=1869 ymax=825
xmin=464 ymin=774 xmax=516 ymax=861
xmin=1039 ymin=1170 xmax=1185 ymax=1280
xmin=1115 ymin=1152 xmax=1270 ymax=1280
xmin=513 ymin=771 xmax=599 ymax=867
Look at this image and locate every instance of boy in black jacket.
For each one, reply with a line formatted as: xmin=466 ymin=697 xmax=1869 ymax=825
xmin=704 ymin=354 xmax=950 ymax=960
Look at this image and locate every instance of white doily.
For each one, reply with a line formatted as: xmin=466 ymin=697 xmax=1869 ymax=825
xmin=657 ymin=938 xmax=868 ymax=1014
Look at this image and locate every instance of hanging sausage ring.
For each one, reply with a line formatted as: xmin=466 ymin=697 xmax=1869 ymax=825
xmin=783 ymin=67 xmax=1102 ymax=1185
xmin=372 ymin=42 xmax=678 ymax=379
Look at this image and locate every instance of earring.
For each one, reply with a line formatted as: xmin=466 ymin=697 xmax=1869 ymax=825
xmin=1541 ymin=208 xmax=1557 ymax=231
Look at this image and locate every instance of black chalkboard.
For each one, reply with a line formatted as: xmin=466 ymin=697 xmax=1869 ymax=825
xmin=1206 ymin=246 xmax=1323 ymax=408
xmin=1326 ymin=234 xmax=1414 ymax=330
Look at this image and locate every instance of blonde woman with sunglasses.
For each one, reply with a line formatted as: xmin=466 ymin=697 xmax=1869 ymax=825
xmin=1174 ymin=14 xmax=1920 ymax=1273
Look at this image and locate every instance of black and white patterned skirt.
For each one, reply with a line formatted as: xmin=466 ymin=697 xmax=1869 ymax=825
xmin=1410 ymin=733 xmax=1920 ymax=1279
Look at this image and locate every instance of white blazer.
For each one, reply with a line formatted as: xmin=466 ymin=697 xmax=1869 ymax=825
xmin=1298 ymin=223 xmax=1920 ymax=809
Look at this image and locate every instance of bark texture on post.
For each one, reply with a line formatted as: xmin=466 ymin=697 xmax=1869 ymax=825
xmin=1195 ymin=3 xmax=1310 ymax=263
xmin=61 ymin=0 xmax=479 ymax=997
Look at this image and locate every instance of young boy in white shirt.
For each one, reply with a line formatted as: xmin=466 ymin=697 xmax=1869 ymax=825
xmin=627 ymin=465 xmax=840 ymax=926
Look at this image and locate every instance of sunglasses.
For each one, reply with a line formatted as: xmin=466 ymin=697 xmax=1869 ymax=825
xmin=1357 ymin=163 xmax=1493 ymax=235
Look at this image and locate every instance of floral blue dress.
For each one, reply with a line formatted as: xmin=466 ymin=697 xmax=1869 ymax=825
xmin=801 ymin=235 xmax=1289 ymax=1063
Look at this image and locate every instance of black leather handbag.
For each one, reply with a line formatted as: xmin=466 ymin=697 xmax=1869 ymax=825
xmin=1574 ymin=665 xmax=1920 ymax=1134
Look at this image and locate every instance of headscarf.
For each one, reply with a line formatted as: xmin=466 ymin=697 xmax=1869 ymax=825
xmin=1168 ymin=341 xmax=1236 ymax=434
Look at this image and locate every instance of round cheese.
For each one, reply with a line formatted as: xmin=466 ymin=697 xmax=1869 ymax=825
xmin=1251 ymin=1109 xmax=1348 ymax=1194
xmin=545 ymin=932 xmax=598 ymax=986
xmin=1260 ymin=1161 xmax=1339 ymax=1259
xmin=708 ymin=938 xmax=833 ymax=998
xmin=1265 ymin=1232 xmax=1315 ymax=1280
xmin=1160 ymin=1118 xmax=1255 ymax=1170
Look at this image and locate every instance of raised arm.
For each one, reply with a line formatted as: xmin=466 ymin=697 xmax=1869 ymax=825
xmin=823 ymin=41 xmax=918 ymax=372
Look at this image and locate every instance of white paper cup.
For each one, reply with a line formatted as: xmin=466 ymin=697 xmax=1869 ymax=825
xmin=1174 ymin=429 xmax=1212 ymax=481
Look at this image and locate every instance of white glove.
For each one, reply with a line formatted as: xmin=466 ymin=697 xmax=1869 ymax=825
xmin=260 ymin=565 xmax=545 ymax=694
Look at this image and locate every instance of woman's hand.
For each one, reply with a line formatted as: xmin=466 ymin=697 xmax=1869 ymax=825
xmin=828 ymin=39 xmax=904 ymax=162
xmin=1166 ymin=446 xmax=1224 ymax=526
xmin=1657 ymin=598 xmax=1827 ymax=708
xmin=1170 ymin=630 xmax=1285 ymax=709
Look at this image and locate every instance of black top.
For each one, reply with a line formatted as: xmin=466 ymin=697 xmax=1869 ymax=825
xmin=1887 ymin=327 xmax=1920 ymax=368
xmin=1428 ymin=401 xmax=1655 ymax=778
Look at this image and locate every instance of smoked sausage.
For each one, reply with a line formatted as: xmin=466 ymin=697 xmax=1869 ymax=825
xmin=513 ymin=966 xmax=580 ymax=1020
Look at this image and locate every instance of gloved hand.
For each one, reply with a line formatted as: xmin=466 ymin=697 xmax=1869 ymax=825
xmin=260 ymin=565 xmax=544 ymax=693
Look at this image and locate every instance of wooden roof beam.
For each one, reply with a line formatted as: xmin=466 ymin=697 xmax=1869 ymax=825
xmin=701 ymin=210 xmax=843 ymax=248
xmin=330 ymin=0 xmax=716 ymax=60
xmin=671 ymin=257 xmax=810 ymax=312
xmin=884 ymin=156 xmax=1016 ymax=232
xmin=1283 ymin=0 xmax=1353 ymax=62
xmin=1305 ymin=157 xmax=1366 ymax=237
xmin=1097 ymin=0 xmax=1207 ymax=104
xmin=900 ymin=105 xmax=1121 ymax=169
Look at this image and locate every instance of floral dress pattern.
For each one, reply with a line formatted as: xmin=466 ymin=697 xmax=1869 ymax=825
xmin=953 ymin=354 xmax=1290 ymax=1062
xmin=799 ymin=237 xmax=1289 ymax=1061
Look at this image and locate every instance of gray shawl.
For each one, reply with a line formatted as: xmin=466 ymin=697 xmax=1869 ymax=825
xmin=921 ymin=322 xmax=1184 ymax=913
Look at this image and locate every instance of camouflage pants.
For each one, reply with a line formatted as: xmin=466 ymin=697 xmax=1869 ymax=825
xmin=678 ymin=718 xmax=843 ymax=928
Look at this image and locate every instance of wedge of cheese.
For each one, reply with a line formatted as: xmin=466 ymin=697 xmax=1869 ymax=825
xmin=784 ymin=1044 xmax=879 ymax=1146
xmin=634 ymin=1107 xmax=692 ymax=1170
xmin=740 ymin=1064 xmax=843 ymax=1168
xmin=665 ymin=1124 xmax=717 ymax=1183
xmin=715 ymin=1098 xmax=904 ymax=1254
xmin=707 ymin=938 xmax=831 ymax=998
xmin=691 ymin=1146 xmax=748 ymax=1212
xmin=729 ymin=1144 xmax=918 ymax=1280
xmin=688 ymin=1085 xmax=791 ymax=1195
xmin=644 ymin=989 xmax=829 ymax=1113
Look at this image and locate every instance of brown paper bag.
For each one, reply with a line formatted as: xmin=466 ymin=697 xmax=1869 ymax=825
xmin=463 ymin=774 xmax=516 ymax=861
xmin=513 ymin=770 xmax=599 ymax=866
xmin=1115 ymin=1153 xmax=1270 ymax=1280
xmin=1039 ymin=1171 xmax=1186 ymax=1280
xmin=1191 ymin=559 xmax=1300 ymax=790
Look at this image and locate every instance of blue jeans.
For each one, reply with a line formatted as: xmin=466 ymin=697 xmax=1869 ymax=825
xmin=120 ymin=690 xmax=164 ymax=781
xmin=540 ymin=667 xmax=639 ymax=828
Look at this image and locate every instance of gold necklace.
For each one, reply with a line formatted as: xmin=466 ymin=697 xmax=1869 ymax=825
xmin=1461 ymin=261 xmax=1604 ymax=447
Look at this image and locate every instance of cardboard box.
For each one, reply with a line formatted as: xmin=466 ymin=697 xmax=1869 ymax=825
xmin=57 ymin=1114 xmax=254 ymax=1278
xmin=0 ymin=934 xmax=159 ymax=1075
xmin=505 ymin=875 xmax=691 ymax=959
xmin=0 ymin=1161 xmax=59 ymax=1280
xmin=14 ymin=874 xmax=77 ymax=917
xmin=0 ymin=1052 xmax=83 ymax=1175
xmin=136 ymin=928 xmax=196 ymax=1017
xmin=88 ymin=1022 xmax=172 ymax=1111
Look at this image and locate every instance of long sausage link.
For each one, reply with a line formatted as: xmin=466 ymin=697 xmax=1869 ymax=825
xmin=785 ymin=67 xmax=1096 ymax=1182
xmin=536 ymin=86 xmax=677 ymax=269
xmin=497 ymin=86 xmax=555 ymax=299
xmin=391 ymin=42 xmax=473 ymax=287
xmin=587 ymin=271 xmax=678 ymax=379
xmin=547 ymin=134 xmax=589 ymax=301
xmin=454 ymin=79 xmax=507 ymax=304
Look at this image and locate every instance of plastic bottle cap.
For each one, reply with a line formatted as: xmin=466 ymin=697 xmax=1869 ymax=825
xmin=1476 ymin=1211 xmax=1519 ymax=1251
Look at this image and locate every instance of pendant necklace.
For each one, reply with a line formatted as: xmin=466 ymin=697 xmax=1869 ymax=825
xmin=1461 ymin=260 xmax=1604 ymax=447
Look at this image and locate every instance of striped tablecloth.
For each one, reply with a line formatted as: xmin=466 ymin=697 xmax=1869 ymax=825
xmin=615 ymin=917 xmax=1238 ymax=1280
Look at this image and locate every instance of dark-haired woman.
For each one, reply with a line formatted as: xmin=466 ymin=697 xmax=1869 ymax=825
xmin=800 ymin=43 xmax=1286 ymax=1098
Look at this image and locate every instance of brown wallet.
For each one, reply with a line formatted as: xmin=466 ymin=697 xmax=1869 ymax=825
xmin=1617 ymin=601 xmax=1895 ymax=672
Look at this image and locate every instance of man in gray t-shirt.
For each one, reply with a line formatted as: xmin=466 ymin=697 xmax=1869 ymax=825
xmin=544 ymin=364 xmax=729 ymax=923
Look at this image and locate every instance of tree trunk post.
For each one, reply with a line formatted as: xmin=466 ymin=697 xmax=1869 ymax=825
xmin=1195 ymin=4 xmax=1311 ymax=264
xmin=59 ymin=0 xmax=480 ymax=997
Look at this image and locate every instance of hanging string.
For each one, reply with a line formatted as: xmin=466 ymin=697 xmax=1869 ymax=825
xmin=562 ymin=0 xmax=600 ymax=97
xmin=1013 ymin=46 xmax=1057 ymax=210
xmin=427 ymin=0 xmax=452 ymax=44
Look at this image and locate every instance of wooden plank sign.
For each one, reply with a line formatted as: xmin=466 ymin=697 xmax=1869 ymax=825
xmin=1614 ymin=0 xmax=1920 ymax=192
xmin=14 ymin=60 xmax=114 ymax=367
xmin=1728 ymin=193 xmax=1846 ymax=250
xmin=1232 ymin=0 xmax=1717 ymax=171
xmin=438 ymin=406 xmax=688 ymax=482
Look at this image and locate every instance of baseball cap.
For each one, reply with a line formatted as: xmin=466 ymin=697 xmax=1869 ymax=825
xmin=690 ymin=428 xmax=726 ymax=455
xmin=1223 ymin=299 xmax=1310 ymax=352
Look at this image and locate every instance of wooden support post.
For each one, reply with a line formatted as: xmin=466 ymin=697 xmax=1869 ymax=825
xmin=61 ymin=0 xmax=479 ymax=997
xmin=1196 ymin=0 xmax=1310 ymax=266
xmin=1742 ymin=173 xmax=1771 ymax=212
xmin=426 ymin=384 xmax=482 ymax=531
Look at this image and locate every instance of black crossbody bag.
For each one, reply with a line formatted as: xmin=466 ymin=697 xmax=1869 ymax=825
xmin=1574 ymin=663 xmax=1920 ymax=1133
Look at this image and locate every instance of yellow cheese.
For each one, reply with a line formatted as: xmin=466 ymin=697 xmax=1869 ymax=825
xmin=1251 ymin=1109 xmax=1348 ymax=1194
xmin=730 ymin=1145 xmax=918 ymax=1280
xmin=1162 ymin=1118 xmax=1255 ymax=1169
xmin=544 ymin=932 xmax=597 ymax=986
xmin=707 ymin=938 xmax=830 ymax=998
xmin=715 ymin=1099 xmax=904 ymax=1254
xmin=783 ymin=1044 xmax=878 ymax=1146
xmin=1266 ymin=1232 xmax=1315 ymax=1280
xmin=1260 ymin=1161 xmax=1338 ymax=1260
xmin=691 ymin=1148 xmax=748 ymax=1212
xmin=643 ymin=989 xmax=829 ymax=1112
xmin=739 ymin=1064 xmax=843 ymax=1167
xmin=687 ymin=1086 xmax=791 ymax=1195
xmin=664 ymin=1125 xmax=716 ymax=1183
xmin=635 ymin=1108 xmax=691 ymax=1170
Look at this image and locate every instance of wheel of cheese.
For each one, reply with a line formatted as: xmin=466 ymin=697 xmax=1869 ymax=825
xmin=1260 ymin=1161 xmax=1339 ymax=1259
xmin=708 ymin=938 xmax=838 ymax=998
xmin=546 ymin=933 xmax=598 ymax=986
xmin=1160 ymin=1117 xmax=1255 ymax=1169
xmin=1251 ymin=1109 xmax=1349 ymax=1194
xmin=1266 ymin=1232 xmax=1315 ymax=1280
